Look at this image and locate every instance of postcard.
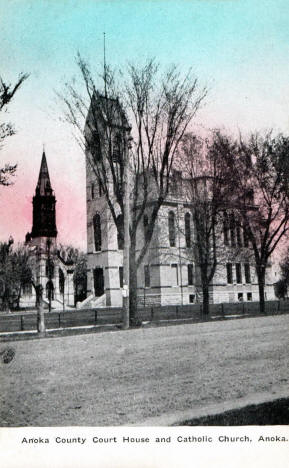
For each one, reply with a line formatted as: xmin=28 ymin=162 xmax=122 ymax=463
xmin=0 ymin=1 xmax=288 ymax=467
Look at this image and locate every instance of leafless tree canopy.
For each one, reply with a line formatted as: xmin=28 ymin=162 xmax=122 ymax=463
xmin=212 ymin=131 xmax=289 ymax=312
xmin=0 ymin=73 xmax=29 ymax=186
xmin=58 ymin=55 xmax=207 ymax=315
xmin=177 ymin=132 xmax=235 ymax=313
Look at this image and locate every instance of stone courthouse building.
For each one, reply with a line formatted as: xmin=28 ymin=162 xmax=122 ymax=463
xmin=21 ymin=152 xmax=75 ymax=308
xmin=85 ymin=93 xmax=276 ymax=308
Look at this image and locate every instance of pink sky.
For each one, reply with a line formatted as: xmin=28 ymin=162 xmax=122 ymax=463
xmin=1 ymin=0 xmax=289 ymax=250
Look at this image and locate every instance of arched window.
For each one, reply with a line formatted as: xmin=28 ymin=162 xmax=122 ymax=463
xmin=168 ymin=211 xmax=176 ymax=247
xmin=229 ymin=213 xmax=236 ymax=247
xmin=236 ymin=219 xmax=242 ymax=247
xmin=93 ymin=213 xmax=102 ymax=251
xmin=89 ymin=129 xmax=102 ymax=161
xmin=187 ymin=264 xmax=194 ymax=285
xmin=116 ymin=214 xmax=124 ymax=250
xmin=143 ymin=214 xmax=149 ymax=243
xmin=185 ymin=212 xmax=191 ymax=248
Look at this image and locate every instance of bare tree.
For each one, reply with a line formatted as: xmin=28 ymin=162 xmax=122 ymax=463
xmin=0 ymin=73 xmax=29 ymax=185
xmin=178 ymin=132 xmax=234 ymax=314
xmin=0 ymin=240 xmax=32 ymax=311
xmin=59 ymin=55 xmax=207 ymax=321
xmin=214 ymin=131 xmax=289 ymax=313
xmin=274 ymin=247 xmax=289 ymax=299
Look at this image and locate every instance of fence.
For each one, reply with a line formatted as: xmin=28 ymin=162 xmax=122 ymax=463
xmin=0 ymin=300 xmax=288 ymax=333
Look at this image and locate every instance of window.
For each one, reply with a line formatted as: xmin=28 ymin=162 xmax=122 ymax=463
xmin=189 ymin=294 xmax=195 ymax=303
xmin=170 ymin=170 xmax=182 ymax=197
xmin=236 ymin=263 xmax=242 ymax=283
xmin=89 ymin=129 xmax=102 ymax=161
xmin=244 ymin=263 xmax=251 ymax=283
xmin=243 ymin=224 xmax=249 ymax=247
xmin=168 ymin=211 xmax=176 ymax=247
xmin=229 ymin=213 xmax=235 ymax=247
xmin=226 ymin=263 xmax=233 ymax=284
xmin=112 ymin=133 xmax=122 ymax=163
xmin=185 ymin=212 xmax=191 ymax=248
xmin=119 ymin=267 xmax=123 ymax=288
xmin=246 ymin=189 xmax=254 ymax=205
xmin=116 ymin=214 xmax=124 ymax=250
xmin=238 ymin=293 xmax=243 ymax=302
xmin=144 ymin=265 xmax=150 ymax=288
xmin=93 ymin=213 xmax=102 ymax=251
xmin=91 ymin=183 xmax=95 ymax=200
xmin=223 ymin=211 xmax=229 ymax=246
xmin=236 ymin=223 xmax=242 ymax=247
xmin=188 ymin=264 xmax=194 ymax=285
xmin=171 ymin=264 xmax=178 ymax=285
xmin=247 ymin=292 xmax=252 ymax=301
xmin=143 ymin=214 xmax=149 ymax=243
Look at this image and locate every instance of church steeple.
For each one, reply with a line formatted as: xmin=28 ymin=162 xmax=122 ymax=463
xmin=36 ymin=150 xmax=52 ymax=196
xmin=31 ymin=151 xmax=57 ymax=239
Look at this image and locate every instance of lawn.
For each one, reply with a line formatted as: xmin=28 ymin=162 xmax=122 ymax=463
xmin=0 ymin=315 xmax=288 ymax=426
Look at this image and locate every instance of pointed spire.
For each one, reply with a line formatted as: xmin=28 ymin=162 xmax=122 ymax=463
xmin=36 ymin=150 xmax=52 ymax=195
xmin=31 ymin=150 xmax=57 ymax=239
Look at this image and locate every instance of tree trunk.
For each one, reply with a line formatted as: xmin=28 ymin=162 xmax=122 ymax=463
xmin=2 ymin=287 xmax=10 ymax=312
xmin=257 ymin=267 xmax=266 ymax=314
xmin=202 ymin=282 xmax=210 ymax=315
xmin=36 ymin=285 xmax=45 ymax=335
xmin=129 ymin=240 xmax=139 ymax=324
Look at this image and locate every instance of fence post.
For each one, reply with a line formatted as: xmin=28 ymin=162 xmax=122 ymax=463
xmin=150 ymin=307 xmax=154 ymax=322
xmin=242 ymin=302 xmax=245 ymax=314
xmin=278 ymin=300 xmax=280 ymax=313
xmin=221 ymin=303 xmax=224 ymax=316
xmin=58 ymin=313 xmax=61 ymax=328
xmin=95 ymin=310 xmax=97 ymax=324
xmin=176 ymin=305 xmax=179 ymax=319
xmin=20 ymin=315 xmax=24 ymax=331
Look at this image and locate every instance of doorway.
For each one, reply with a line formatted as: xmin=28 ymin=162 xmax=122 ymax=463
xmin=93 ymin=267 xmax=104 ymax=296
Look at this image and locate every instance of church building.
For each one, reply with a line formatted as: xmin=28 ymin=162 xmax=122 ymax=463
xmin=21 ymin=151 xmax=75 ymax=309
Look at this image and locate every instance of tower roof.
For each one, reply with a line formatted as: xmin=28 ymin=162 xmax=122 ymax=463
xmin=30 ymin=150 xmax=57 ymax=239
xmin=36 ymin=151 xmax=52 ymax=195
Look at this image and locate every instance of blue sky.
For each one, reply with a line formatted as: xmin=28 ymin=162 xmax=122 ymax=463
xmin=1 ymin=0 xmax=289 ymax=247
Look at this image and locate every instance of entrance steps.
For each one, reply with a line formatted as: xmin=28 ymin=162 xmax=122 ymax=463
xmin=76 ymin=294 xmax=106 ymax=309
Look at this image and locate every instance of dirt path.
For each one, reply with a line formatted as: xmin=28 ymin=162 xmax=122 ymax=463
xmin=1 ymin=315 xmax=288 ymax=426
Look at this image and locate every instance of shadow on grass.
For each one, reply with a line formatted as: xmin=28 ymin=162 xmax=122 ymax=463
xmin=176 ymin=398 xmax=289 ymax=425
